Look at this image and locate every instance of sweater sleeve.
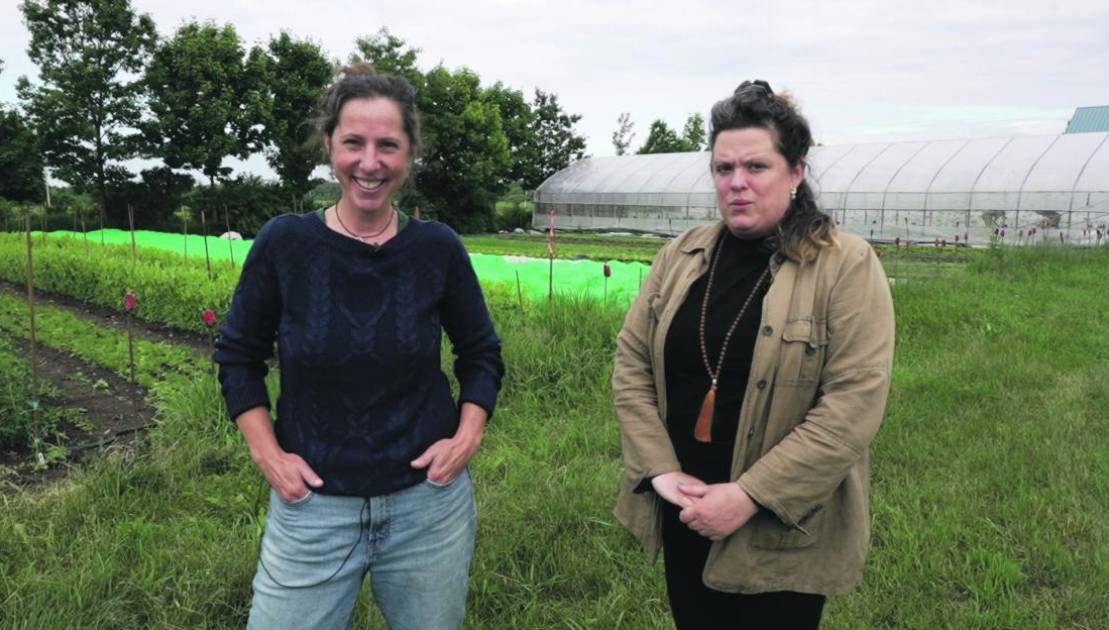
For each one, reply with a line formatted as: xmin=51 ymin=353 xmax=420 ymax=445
xmin=213 ymin=218 xmax=283 ymax=422
xmin=440 ymin=230 xmax=504 ymax=418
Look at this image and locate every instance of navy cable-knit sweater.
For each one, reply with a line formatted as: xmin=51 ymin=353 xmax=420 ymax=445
xmin=214 ymin=211 xmax=504 ymax=498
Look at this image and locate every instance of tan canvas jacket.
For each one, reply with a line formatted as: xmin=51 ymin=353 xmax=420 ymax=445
xmin=612 ymin=222 xmax=894 ymax=595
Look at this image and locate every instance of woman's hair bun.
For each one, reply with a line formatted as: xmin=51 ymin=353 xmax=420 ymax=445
xmin=336 ymin=62 xmax=377 ymax=81
xmin=734 ymin=80 xmax=774 ymax=99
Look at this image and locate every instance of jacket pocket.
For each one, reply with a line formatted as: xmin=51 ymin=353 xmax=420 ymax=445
xmin=748 ymin=504 xmax=825 ymax=550
xmin=776 ymin=318 xmax=828 ymax=387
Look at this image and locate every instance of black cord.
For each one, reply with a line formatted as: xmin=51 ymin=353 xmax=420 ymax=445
xmin=253 ymin=480 xmax=370 ymax=589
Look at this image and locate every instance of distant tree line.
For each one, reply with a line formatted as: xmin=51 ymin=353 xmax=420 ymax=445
xmin=0 ymin=0 xmax=587 ymax=234
xmin=611 ymin=112 xmax=706 ymax=155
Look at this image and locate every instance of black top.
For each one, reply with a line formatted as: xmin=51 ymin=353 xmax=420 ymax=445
xmin=214 ymin=211 xmax=504 ymax=498
xmin=664 ymin=232 xmax=770 ymax=484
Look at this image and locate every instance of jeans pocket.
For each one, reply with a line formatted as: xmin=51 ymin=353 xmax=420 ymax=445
xmin=424 ymin=476 xmax=458 ymax=489
xmin=277 ymin=489 xmax=315 ymax=507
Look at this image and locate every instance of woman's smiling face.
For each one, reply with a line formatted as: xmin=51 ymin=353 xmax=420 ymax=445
xmin=325 ymin=97 xmax=411 ymax=216
xmin=712 ymin=127 xmax=805 ymax=239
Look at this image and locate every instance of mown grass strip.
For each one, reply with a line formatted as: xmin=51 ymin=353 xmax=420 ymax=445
xmin=0 ymin=293 xmax=208 ymax=390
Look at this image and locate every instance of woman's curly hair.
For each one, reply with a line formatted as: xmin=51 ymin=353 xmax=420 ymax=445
xmin=709 ymin=80 xmax=836 ymax=262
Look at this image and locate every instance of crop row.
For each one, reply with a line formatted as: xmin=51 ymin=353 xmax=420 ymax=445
xmin=0 ymin=233 xmax=239 ymax=335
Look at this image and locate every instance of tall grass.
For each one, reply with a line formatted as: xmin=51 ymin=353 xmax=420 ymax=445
xmin=1 ymin=245 xmax=1107 ymax=628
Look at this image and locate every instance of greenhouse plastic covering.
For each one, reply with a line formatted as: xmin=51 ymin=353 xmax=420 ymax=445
xmin=534 ymin=132 xmax=1109 ymax=245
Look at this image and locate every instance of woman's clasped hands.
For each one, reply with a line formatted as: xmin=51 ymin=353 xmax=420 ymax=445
xmin=652 ymin=472 xmax=760 ymax=541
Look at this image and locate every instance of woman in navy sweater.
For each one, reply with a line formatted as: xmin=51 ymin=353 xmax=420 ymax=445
xmin=215 ymin=64 xmax=504 ymax=630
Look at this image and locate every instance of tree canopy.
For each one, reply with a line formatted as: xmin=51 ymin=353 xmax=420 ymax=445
xmin=637 ymin=120 xmax=691 ymax=154
xmin=350 ymin=29 xmax=585 ymax=231
xmin=612 ymin=112 xmax=635 ymax=156
xmin=16 ymin=0 xmax=157 ymax=210
xmin=636 ymin=113 xmax=705 ymax=154
xmin=143 ymin=20 xmax=268 ymax=186
xmin=682 ymin=113 xmax=706 ymax=151
xmin=7 ymin=15 xmax=591 ymax=233
xmin=260 ymin=32 xmax=332 ymax=209
xmin=0 ymin=59 xmax=45 ymax=203
xmin=0 ymin=106 xmax=46 ymax=203
xmin=528 ymin=90 xmax=587 ymax=189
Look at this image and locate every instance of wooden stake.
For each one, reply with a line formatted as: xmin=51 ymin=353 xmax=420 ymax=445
xmin=200 ymin=210 xmax=212 ymax=281
xmin=224 ymin=206 xmax=235 ymax=267
xmin=515 ymin=270 xmax=524 ymax=311
xmin=126 ymin=315 xmax=136 ymax=384
xmin=80 ymin=212 xmax=88 ymax=257
xmin=127 ymin=204 xmax=137 ymax=265
xmin=25 ymin=215 xmax=40 ymax=430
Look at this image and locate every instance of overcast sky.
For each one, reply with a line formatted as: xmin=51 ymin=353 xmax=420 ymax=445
xmin=2 ymin=0 xmax=1107 ymax=181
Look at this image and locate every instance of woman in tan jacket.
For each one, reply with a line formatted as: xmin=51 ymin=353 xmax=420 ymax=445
xmin=612 ymin=80 xmax=894 ymax=629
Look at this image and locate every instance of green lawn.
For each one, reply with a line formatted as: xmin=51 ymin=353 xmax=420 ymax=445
xmin=0 ymin=244 xmax=1106 ymax=628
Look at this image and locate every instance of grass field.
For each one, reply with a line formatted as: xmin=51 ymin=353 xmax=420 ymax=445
xmin=0 ymin=241 xmax=1106 ymax=628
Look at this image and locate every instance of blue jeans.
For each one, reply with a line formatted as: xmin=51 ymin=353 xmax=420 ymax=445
xmin=246 ymin=470 xmax=476 ymax=630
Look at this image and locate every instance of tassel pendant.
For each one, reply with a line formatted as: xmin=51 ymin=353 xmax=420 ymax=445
xmin=694 ymin=380 xmax=717 ymax=443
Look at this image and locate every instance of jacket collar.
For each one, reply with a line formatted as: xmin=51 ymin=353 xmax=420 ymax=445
xmin=678 ymin=221 xmax=788 ymax=276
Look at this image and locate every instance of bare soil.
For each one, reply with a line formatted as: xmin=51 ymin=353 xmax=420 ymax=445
xmin=0 ymin=332 xmax=156 ymax=489
xmin=0 ymin=280 xmax=206 ymax=489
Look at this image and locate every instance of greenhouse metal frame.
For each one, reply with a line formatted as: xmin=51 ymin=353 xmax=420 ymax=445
xmin=534 ymin=132 xmax=1109 ymax=246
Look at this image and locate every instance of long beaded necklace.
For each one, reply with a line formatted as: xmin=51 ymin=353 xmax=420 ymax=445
xmin=333 ymin=205 xmax=395 ymax=243
xmin=693 ymin=236 xmax=771 ymax=443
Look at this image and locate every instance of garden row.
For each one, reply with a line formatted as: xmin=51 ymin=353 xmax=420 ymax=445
xmin=0 ymin=232 xmax=238 ymax=336
xmin=0 ymin=333 xmax=64 ymax=461
xmin=0 ymin=289 xmax=208 ymax=470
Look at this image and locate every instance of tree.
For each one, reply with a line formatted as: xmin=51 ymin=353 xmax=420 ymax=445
xmin=482 ymin=82 xmax=537 ymax=187
xmin=526 ymin=89 xmax=586 ymax=189
xmin=414 ymin=65 xmax=512 ymax=232
xmin=16 ymin=0 xmax=157 ymax=213
xmin=682 ymin=113 xmax=706 ymax=151
xmin=0 ymin=61 xmax=46 ymax=203
xmin=143 ymin=21 xmax=267 ymax=186
xmin=351 ymin=28 xmax=424 ymax=92
xmin=612 ymin=112 xmax=635 ymax=156
xmin=261 ymin=33 xmax=332 ymax=210
xmin=637 ymin=119 xmax=696 ymax=154
xmin=110 ymin=166 xmax=194 ymax=229
xmin=0 ymin=108 xmax=46 ymax=203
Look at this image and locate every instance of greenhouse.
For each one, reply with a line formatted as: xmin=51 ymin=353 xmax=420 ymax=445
xmin=534 ymin=132 xmax=1109 ymax=245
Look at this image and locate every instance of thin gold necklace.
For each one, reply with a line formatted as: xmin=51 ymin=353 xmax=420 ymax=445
xmin=333 ymin=205 xmax=395 ymax=243
xmin=693 ymin=236 xmax=770 ymax=443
